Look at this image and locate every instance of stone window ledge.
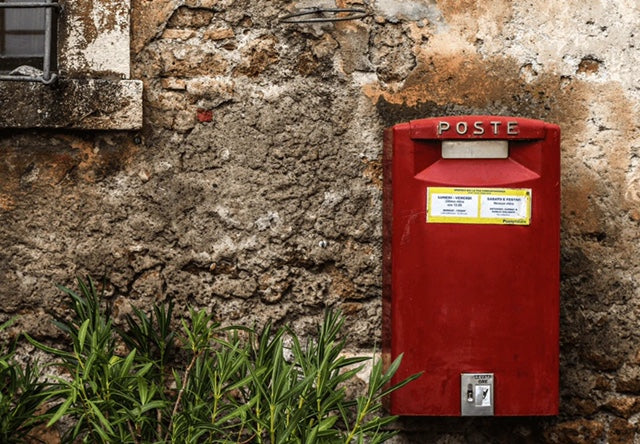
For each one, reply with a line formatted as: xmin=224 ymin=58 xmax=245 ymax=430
xmin=0 ymin=79 xmax=142 ymax=130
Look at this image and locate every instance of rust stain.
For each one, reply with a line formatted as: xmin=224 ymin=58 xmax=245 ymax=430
xmin=97 ymin=0 xmax=122 ymax=31
xmin=438 ymin=0 xmax=512 ymax=18
xmin=436 ymin=0 xmax=513 ymax=38
xmin=0 ymin=134 xmax=137 ymax=210
xmin=365 ymin=54 xmax=526 ymax=108
xmin=341 ymin=302 xmax=364 ymax=315
xmin=362 ymin=157 xmax=383 ymax=189
xmin=577 ymin=57 xmax=602 ymax=74
xmin=296 ymin=51 xmax=320 ymax=76
xmin=591 ymin=86 xmax=635 ymax=175
xmin=362 ymin=51 xmax=632 ymax=152
xmin=364 ymin=50 xmax=637 ymax=236
xmin=563 ymin=173 xmax=605 ymax=235
xmin=405 ymin=21 xmax=432 ymax=44
xmin=625 ymin=175 xmax=640 ymax=219
xmin=0 ymin=194 xmax=15 ymax=211
xmin=328 ymin=265 xmax=359 ymax=300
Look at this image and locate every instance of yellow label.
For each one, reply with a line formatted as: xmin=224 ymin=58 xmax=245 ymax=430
xmin=426 ymin=187 xmax=531 ymax=225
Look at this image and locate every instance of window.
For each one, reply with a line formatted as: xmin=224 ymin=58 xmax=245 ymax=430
xmin=0 ymin=0 xmax=58 ymax=83
xmin=0 ymin=0 xmax=142 ymax=130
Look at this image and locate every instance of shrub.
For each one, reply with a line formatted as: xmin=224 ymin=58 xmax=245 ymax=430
xmin=21 ymin=277 xmax=420 ymax=443
xmin=0 ymin=318 xmax=50 ymax=443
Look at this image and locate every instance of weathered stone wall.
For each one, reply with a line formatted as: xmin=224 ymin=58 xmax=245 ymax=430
xmin=1 ymin=0 xmax=639 ymax=441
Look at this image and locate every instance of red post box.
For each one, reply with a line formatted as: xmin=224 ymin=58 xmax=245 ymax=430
xmin=383 ymin=116 xmax=560 ymax=416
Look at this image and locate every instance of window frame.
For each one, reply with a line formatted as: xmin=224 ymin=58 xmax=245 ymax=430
xmin=0 ymin=0 xmax=59 ymax=84
xmin=0 ymin=0 xmax=143 ymax=130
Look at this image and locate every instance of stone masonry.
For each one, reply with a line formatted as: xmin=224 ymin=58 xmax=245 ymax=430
xmin=1 ymin=0 xmax=639 ymax=442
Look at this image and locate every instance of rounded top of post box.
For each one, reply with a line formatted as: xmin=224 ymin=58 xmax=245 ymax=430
xmin=409 ymin=116 xmax=558 ymax=140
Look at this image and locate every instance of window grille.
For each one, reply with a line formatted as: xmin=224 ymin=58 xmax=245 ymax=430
xmin=0 ymin=0 xmax=59 ymax=84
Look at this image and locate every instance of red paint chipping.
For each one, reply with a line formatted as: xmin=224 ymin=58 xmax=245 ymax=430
xmin=197 ymin=109 xmax=213 ymax=122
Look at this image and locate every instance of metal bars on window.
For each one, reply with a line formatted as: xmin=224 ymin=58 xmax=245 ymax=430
xmin=0 ymin=0 xmax=59 ymax=84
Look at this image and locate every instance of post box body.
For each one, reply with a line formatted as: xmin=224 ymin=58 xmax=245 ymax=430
xmin=383 ymin=116 xmax=560 ymax=416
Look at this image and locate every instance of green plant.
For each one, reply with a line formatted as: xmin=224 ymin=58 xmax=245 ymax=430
xmin=25 ymin=277 xmax=420 ymax=443
xmin=118 ymin=300 xmax=176 ymax=441
xmin=27 ymin=278 xmax=166 ymax=443
xmin=167 ymin=309 xmax=419 ymax=444
xmin=0 ymin=317 xmax=51 ymax=443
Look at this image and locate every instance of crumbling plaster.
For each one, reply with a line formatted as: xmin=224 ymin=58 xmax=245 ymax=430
xmin=60 ymin=0 xmax=132 ymax=78
xmin=1 ymin=0 xmax=639 ymax=441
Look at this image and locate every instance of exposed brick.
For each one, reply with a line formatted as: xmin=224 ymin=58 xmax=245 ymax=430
xmin=234 ymin=37 xmax=279 ymax=77
xmin=616 ymin=365 xmax=640 ymax=394
xmin=161 ymin=29 xmax=196 ymax=40
xmin=567 ymin=397 xmax=599 ymax=416
xmin=608 ymin=418 xmax=636 ymax=444
xmin=196 ymin=108 xmax=213 ymax=122
xmin=161 ymin=78 xmax=187 ymax=91
xmin=594 ymin=375 xmax=612 ymax=391
xmin=544 ymin=419 xmax=606 ymax=444
xmin=604 ymin=396 xmax=640 ymax=418
xmin=167 ymin=6 xmax=213 ymax=28
xmin=161 ymin=48 xmax=228 ymax=77
xmin=203 ymin=28 xmax=234 ymax=40
xmin=25 ymin=423 xmax=61 ymax=444
xmin=184 ymin=0 xmax=219 ymax=8
xmin=333 ymin=23 xmax=371 ymax=74
xmin=186 ymin=78 xmax=234 ymax=106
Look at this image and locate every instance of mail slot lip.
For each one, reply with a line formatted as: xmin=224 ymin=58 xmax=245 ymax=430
xmin=410 ymin=115 xmax=551 ymax=140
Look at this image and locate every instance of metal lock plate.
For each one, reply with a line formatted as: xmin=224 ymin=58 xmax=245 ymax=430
xmin=461 ymin=373 xmax=494 ymax=416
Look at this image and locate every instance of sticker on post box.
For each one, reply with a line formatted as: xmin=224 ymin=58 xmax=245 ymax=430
xmin=427 ymin=187 xmax=531 ymax=225
xmin=476 ymin=386 xmax=491 ymax=407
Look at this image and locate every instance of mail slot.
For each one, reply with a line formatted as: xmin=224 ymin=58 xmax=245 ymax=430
xmin=382 ymin=116 xmax=560 ymax=416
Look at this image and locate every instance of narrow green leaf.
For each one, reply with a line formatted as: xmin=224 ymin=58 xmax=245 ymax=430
xmin=135 ymin=362 xmax=153 ymax=378
xmin=89 ymin=418 xmax=112 ymax=442
xmin=88 ymin=400 xmax=115 ymax=434
xmin=132 ymin=400 xmax=167 ymax=416
xmin=47 ymin=397 xmax=73 ymax=427
xmin=305 ymin=424 xmax=318 ymax=444
xmin=77 ymin=319 xmax=91 ymax=353
xmin=213 ymin=396 xmax=257 ymax=426
xmin=376 ymin=370 xmax=422 ymax=400
xmin=24 ymin=334 xmax=75 ymax=360
xmin=120 ymin=349 xmax=137 ymax=376
xmin=318 ymin=415 xmax=338 ymax=432
xmin=0 ymin=316 xmax=17 ymax=332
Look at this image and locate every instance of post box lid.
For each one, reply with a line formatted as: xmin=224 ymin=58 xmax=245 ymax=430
xmin=410 ymin=116 xmax=551 ymax=140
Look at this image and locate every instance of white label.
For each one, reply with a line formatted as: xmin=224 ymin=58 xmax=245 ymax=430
xmin=480 ymin=195 xmax=529 ymax=219
xmin=476 ymin=385 xmax=491 ymax=407
xmin=430 ymin=193 xmax=479 ymax=218
xmin=427 ymin=187 xmax=531 ymax=225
